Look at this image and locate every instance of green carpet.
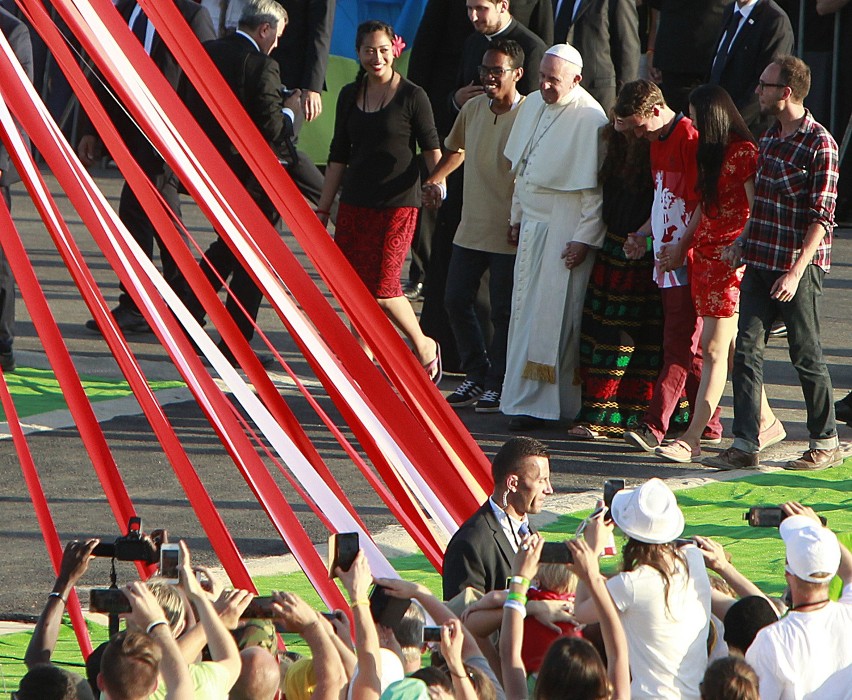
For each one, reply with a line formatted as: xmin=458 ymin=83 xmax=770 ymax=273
xmin=0 ymin=367 xmax=185 ymax=420
xmin=1 ymin=456 xmax=849 ymax=689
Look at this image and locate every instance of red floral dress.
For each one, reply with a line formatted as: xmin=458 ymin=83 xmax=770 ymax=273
xmin=690 ymin=139 xmax=758 ymax=317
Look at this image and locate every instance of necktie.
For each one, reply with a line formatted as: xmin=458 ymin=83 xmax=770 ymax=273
xmin=710 ymin=10 xmax=741 ymax=83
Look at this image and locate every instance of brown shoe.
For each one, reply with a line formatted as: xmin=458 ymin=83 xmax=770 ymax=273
xmin=783 ymin=448 xmax=843 ymax=471
xmin=703 ymin=447 xmax=759 ymax=470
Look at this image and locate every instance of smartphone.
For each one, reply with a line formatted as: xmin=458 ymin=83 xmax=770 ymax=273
xmin=369 ymin=584 xmax=411 ymax=628
xmin=539 ymin=541 xmax=574 ymax=564
xmin=328 ymin=532 xmax=359 ymax=578
xmin=240 ymin=595 xmax=277 ymax=619
xmin=603 ymin=479 xmax=625 ymax=510
xmin=159 ymin=543 xmax=180 ymax=584
xmin=673 ymin=538 xmax=694 ymax=548
xmin=422 ymin=625 xmax=442 ymax=643
xmin=89 ymin=588 xmax=132 ymax=615
xmin=320 ymin=611 xmax=337 ymax=622
xmin=744 ymin=507 xmax=828 ymax=528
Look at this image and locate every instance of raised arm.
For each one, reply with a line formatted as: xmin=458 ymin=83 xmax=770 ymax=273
xmin=566 ymin=538 xmax=630 ymax=700
xmin=25 ymin=539 xmax=99 ymax=668
xmin=338 ymin=551 xmax=382 ymax=700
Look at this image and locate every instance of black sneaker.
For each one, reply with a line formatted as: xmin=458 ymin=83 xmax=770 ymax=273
xmin=446 ymin=380 xmax=484 ymax=408
xmin=624 ymin=424 xmax=661 ymax=452
xmin=475 ymin=389 xmax=501 ymax=413
xmin=85 ymin=306 xmax=151 ymax=334
xmin=0 ymin=350 xmax=15 ymax=372
xmin=768 ymin=321 xmax=787 ymax=338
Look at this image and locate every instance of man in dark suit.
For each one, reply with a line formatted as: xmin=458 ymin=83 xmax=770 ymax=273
xmin=183 ymin=0 xmax=300 ymax=363
xmin=553 ymin=0 xmax=640 ymax=112
xmin=269 ymin=0 xmax=334 ymax=123
xmin=78 ymin=0 xmax=216 ymax=334
xmin=0 ymin=6 xmax=33 ymax=373
xmin=708 ymin=0 xmax=793 ymax=134
xmin=442 ymin=436 xmax=553 ymax=601
xmin=648 ymin=0 xmax=728 ymax=115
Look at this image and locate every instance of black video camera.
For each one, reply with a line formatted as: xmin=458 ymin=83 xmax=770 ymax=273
xmin=91 ymin=517 xmax=158 ymax=563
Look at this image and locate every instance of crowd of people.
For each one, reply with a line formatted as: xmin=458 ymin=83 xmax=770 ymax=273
xmin=16 ymin=441 xmax=852 ymax=699
xmin=0 ymin=0 xmax=849 ymax=459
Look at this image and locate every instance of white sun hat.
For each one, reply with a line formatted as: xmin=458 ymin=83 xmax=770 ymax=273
xmin=610 ymin=478 xmax=685 ymax=544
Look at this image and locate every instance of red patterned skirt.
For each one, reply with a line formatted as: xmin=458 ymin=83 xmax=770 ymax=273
xmin=334 ymin=203 xmax=418 ymax=298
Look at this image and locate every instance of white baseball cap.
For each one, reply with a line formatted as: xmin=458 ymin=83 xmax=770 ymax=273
xmin=610 ymin=478 xmax=684 ymax=544
xmin=780 ymin=515 xmax=840 ymax=584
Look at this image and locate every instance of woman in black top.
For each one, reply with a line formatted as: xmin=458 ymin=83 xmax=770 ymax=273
xmin=316 ymin=20 xmax=443 ymax=381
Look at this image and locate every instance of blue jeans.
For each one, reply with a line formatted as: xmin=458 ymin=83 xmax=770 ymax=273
xmin=732 ymin=265 xmax=838 ymax=452
xmin=444 ymin=245 xmax=515 ymax=391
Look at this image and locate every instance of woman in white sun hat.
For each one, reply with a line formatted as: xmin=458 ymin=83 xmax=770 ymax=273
xmin=572 ymin=478 xmax=712 ymax=700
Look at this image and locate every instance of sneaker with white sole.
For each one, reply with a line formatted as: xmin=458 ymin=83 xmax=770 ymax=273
xmin=446 ymin=380 xmax=484 ymax=408
xmin=624 ymin=424 xmax=661 ymax=452
xmin=475 ymin=389 xmax=501 ymax=413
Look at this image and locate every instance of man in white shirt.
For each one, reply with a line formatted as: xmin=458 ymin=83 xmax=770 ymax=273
xmin=746 ymin=503 xmax=852 ymax=699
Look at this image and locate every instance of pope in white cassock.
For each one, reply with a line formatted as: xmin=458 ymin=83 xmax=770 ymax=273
xmin=501 ymin=43 xmax=607 ymax=430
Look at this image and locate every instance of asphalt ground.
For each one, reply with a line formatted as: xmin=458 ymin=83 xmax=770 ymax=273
xmin=1 ymin=166 xmax=850 ymax=618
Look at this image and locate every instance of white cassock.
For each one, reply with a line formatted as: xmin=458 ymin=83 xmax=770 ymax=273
xmin=501 ymin=86 xmax=607 ymax=420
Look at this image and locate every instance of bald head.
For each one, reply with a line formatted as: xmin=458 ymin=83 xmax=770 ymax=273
xmin=230 ymin=647 xmax=281 ymax=700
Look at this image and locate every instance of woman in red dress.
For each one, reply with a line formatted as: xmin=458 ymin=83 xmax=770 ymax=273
xmin=316 ymin=21 xmax=443 ymax=381
xmin=656 ymin=85 xmax=782 ymax=463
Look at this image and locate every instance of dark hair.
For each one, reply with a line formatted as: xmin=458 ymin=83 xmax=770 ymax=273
xmin=492 ymin=436 xmax=549 ymax=485
xmin=773 ymin=54 xmax=811 ymax=102
xmin=622 ymin=539 xmax=686 ymax=614
xmin=353 ymin=20 xmax=396 ymax=85
xmin=534 ymin=637 xmax=610 ymax=700
xmin=99 ymin=631 xmax=161 ymax=700
xmin=16 ymin=665 xmax=93 ymax=700
xmin=411 ymin=665 xmax=453 ymax=693
xmin=723 ymin=595 xmax=779 ymax=654
xmin=700 ymin=656 xmax=760 ymax=700
xmin=485 ymin=38 xmax=525 ymax=70
xmin=599 ymin=121 xmax=652 ymax=189
xmin=613 ymin=79 xmax=665 ymax=119
xmin=688 ymin=84 xmax=754 ymax=215
xmin=355 ymin=19 xmax=395 ymax=51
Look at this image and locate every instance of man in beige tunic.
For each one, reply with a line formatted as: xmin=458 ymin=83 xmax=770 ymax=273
xmin=501 ymin=43 xmax=607 ymax=431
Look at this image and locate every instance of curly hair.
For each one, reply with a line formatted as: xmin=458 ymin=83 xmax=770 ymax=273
xmin=613 ymin=79 xmax=666 ymax=119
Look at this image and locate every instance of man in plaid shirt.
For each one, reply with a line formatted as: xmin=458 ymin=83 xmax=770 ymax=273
xmin=706 ymin=55 xmax=841 ymax=472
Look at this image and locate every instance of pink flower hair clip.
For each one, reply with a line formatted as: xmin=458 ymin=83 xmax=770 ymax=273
xmin=392 ymin=34 xmax=406 ymax=58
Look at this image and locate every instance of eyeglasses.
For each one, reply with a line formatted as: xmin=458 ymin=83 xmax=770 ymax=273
xmin=477 ymin=65 xmax=513 ymax=78
xmin=757 ymin=80 xmax=787 ymax=91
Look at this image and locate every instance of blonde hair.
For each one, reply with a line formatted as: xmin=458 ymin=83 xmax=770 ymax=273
xmin=535 ymin=563 xmax=577 ymax=595
xmin=147 ymin=580 xmax=185 ymax=632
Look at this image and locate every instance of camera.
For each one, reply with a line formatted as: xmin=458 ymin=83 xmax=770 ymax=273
xmin=539 ymin=541 xmax=574 ymax=564
xmin=422 ymin=625 xmax=442 ymax=643
xmin=91 ymin=517 xmax=159 ymax=563
xmin=744 ymin=507 xmax=827 ymax=528
xmin=603 ymin=479 xmax=625 ymax=510
xmin=89 ymin=588 xmax=132 ymax=615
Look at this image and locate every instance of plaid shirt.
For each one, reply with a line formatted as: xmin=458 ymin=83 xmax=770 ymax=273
xmin=744 ymin=110 xmax=838 ymax=272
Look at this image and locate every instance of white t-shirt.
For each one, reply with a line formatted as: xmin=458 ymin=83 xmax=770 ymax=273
xmin=746 ymin=584 xmax=852 ymax=700
xmin=607 ymin=545 xmax=711 ymax=700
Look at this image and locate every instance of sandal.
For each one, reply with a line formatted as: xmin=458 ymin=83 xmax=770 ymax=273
xmin=566 ymin=425 xmax=602 ymax=440
xmin=423 ymin=340 xmax=442 ymax=385
xmin=655 ymin=439 xmax=701 ymax=464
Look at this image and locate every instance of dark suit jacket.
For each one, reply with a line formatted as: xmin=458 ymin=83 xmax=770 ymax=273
xmin=188 ymin=32 xmax=294 ymax=184
xmin=650 ymin=0 xmax=728 ymax=75
xmin=79 ymin=0 xmax=216 ymax=173
xmin=443 ymin=502 xmax=517 ymax=600
xmin=0 ymin=7 xmax=33 ymax=187
xmin=409 ymin=0 xmax=553 ymax=137
xmin=269 ymin=0 xmax=334 ymax=93
xmin=708 ymin=0 xmax=793 ymax=134
xmin=561 ymin=0 xmax=640 ymax=112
